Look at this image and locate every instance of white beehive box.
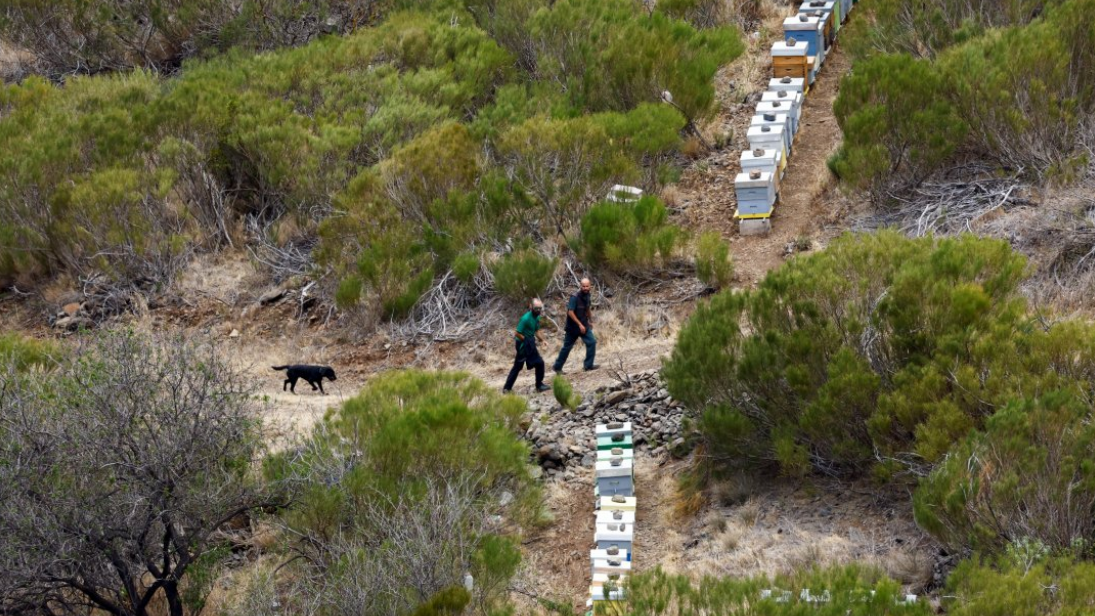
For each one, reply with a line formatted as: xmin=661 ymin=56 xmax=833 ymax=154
xmin=762 ymin=89 xmax=803 ymax=106
xmin=768 ymin=76 xmax=806 ymax=93
xmin=757 ymin=100 xmax=799 ymax=134
xmin=747 ymin=124 xmax=788 ymax=161
xmin=595 ymin=522 xmax=635 ymax=544
xmin=591 ymin=546 xmax=630 ymax=561
xmin=592 ymin=558 xmax=633 ymax=576
xmin=606 ymin=184 xmax=642 ymax=203
xmin=750 ymin=113 xmax=792 ymax=154
xmin=595 ymin=457 xmax=633 ymax=478
xmin=595 ymin=422 xmax=632 ymax=438
xmin=591 ymin=572 xmax=628 ymax=588
xmin=783 ymin=14 xmax=820 ymax=32
xmin=589 ymin=586 xmax=626 ymax=601
xmin=740 ymin=148 xmax=784 ymax=185
xmin=596 ymin=447 xmax=635 ymax=462
xmin=771 ymin=39 xmax=808 ymax=57
xmin=595 ymin=510 xmax=636 ymax=525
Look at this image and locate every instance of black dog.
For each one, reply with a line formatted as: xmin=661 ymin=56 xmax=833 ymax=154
xmin=272 ymin=365 xmax=337 ymax=395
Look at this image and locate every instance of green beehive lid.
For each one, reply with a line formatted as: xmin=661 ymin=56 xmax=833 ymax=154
xmin=597 ymin=434 xmax=633 ymax=450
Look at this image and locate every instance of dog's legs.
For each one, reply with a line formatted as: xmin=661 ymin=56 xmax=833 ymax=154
xmin=318 ymin=381 xmax=326 ymax=395
xmin=283 ymin=378 xmax=290 ymax=392
xmin=289 ymin=377 xmax=298 ymax=394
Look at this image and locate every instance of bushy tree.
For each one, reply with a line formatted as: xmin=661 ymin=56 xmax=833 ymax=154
xmin=694 ymin=230 xmax=733 ymax=289
xmin=831 ymin=54 xmax=966 ymax=197
xmin=579 ymin=195 xmax=683 ymax=272
xmin=0 ymin=0 xmax=392 ymax=77
xmin=265 ymin=370 xmax=537 ymax=616
xmin=662 ymin=232 xmax=1095 ymax=478
xmin=491 ymin=249 xmax=557 ymax=303
xmin=0 ymin=331 xmax=270 ymax=616
xmin=946 ymin=553 xmax=1095 ymax=616
xmin=914 ymin=390 xmax=1095 ymax=553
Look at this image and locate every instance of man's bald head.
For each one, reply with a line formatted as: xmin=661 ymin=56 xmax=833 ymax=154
xmin=580 ymin=278 xmax=591 ymax=292
xmin=531 ymin=298 xmax=543 ymax=309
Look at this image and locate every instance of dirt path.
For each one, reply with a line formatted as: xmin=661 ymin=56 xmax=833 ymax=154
xmin=674 ymin=23 xmax=850 ymax=286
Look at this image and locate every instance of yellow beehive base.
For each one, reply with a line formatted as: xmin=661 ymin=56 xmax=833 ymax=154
xmin=735 ymin=211 xmax=774 ymax=220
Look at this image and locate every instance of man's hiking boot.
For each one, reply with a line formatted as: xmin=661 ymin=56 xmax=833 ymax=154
xmin=553 ymin=367 xmax=565 ymax=374
xmin=584 ymin=364 xmax=600 ymax=372
xmin=535 ymin=383 xmax=551 ymax=392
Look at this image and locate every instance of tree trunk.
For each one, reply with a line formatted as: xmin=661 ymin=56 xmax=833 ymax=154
xmin=163 ymin=581 xmax=184 ymax=616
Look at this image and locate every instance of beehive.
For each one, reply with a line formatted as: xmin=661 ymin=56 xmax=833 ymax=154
xmin=750 ymin=113 xmax=792 ymax=155
xmin=762 ymin=89 xmax=804 ymax=124
xmin=595 ymin=510 xmax=636 ymax=525
xmin=757 ymin=100 xmax=799 ymax=135
xmin=746 ymin=125 xmax=787 ymax=168
xmin=598 ymin=494 xmax=637 ymax=512
xmin=596 ymin=447 xmax=634 ymax=462
xmin=591 ymin=573 xmax=628 ymax=589
xmin=606 ymin=184 xmax=642 ymax=203
xmin=783 ymin=14 xmax=823 ymax=58
xmin=592 ymin=558 xmax=633 ymax=576
xmin=595 ymin=456 xmax=634 ymax=496
xmin=596 ymin=433 xmax=633 ymax=450
xmin=595 ymin=522 xmax=635 ymax=552
xmin=595 ymin=422 xmax=632 ymax=438
xmin=800 ymin=1 xmax=839 ymax=37
xmin=734 ymin=171 xmax=776 ymax=219
xmin=768 ymin=76 xmax=806 ymax=94
xmin=771 ymin=38 xmax=809 ymax=81
xmin=589 ymin=587 xmax=626 ymax=602
xmin=740 ymin=148 xmax=784 ymax=192
xmin=840 ymin=0 xmax=853 ymax=21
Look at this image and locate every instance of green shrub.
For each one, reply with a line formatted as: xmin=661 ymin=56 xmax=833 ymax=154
xmin=580 ymin=196 xmax=683 ymax=272
xmin=625 ymin=564 xmax=932 ymax=615
xmin=491 ymin=250 xmax=557 ymax=303
xmin=946 ymin=554 xmax=1095 ymax=616
xmin=452 ymin=251 xmax=482 ymax=285
xmin=527 ymin=0 xmax=742 ymax=120
xmin=694 ymin=230 xmax=734 ymax=289
xmin=552 ymin=375 xmax=581 ymax=410
xmin=662 ymin=231 xmax=1095 ymax=479
xmin=269 ymin=370 xmax=538 ymax=615
xmin=0 ymin=334 xmax=61 ymax=371
xmin=913 ymin=390 xmax=1095 ymax=553
xmin=832 ymin=54 xmax=966 ymax=196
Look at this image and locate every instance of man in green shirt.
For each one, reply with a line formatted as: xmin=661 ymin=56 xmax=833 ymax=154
xmin=503 ymin=298 xmax=551 ymax=394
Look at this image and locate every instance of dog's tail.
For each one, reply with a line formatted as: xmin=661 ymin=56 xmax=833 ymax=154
xmin=271 ymin=365 xmax=289 ymax=371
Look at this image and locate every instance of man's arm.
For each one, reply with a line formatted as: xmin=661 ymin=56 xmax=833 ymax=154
xmin=567 ymin=309 xmax=586 ymax=333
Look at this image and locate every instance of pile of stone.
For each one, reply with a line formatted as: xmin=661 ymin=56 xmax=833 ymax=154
xmin=523 ymin=371 xmax=689 ymax=480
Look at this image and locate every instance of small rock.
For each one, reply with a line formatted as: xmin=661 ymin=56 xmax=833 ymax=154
xmin=615 ymin=413 xmax=628 ymax=422
xmin=499 ymin=491 xmax=514 ymax=507
xmin=257 ymin=287 xmax=287 ymax=306
xmin=61 ymin=302 xmax=81 ymax=317
xmin=54 ymin=316 xmax=93 ymax=331
xmin=529 ymin=466 xmax=544 ymax=480
xmin=604 ymin=390 xmax=629 ymax=405
xmin=228 ymin=329 xmax=240 ymax=338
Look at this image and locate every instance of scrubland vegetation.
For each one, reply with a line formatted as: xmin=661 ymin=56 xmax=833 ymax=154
xmin=0 ymin=0 xmax=742 ymax=324
xmin=666 ymin=233 xmax=1095 ymax=614
xmin=2 ymin=0 xmax=1095 ymax=614
xmin=831 ymin=0 xmax=1095 ymax=197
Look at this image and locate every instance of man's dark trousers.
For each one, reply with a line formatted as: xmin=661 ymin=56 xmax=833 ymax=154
xmin=504 ymin=338 xmax=545 ymax=391
xmin=552 ymin=329 xmax=596 ymax=371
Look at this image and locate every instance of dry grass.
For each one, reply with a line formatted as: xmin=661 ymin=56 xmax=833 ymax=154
xmin=878 ymin=548 xmax=934 ymax=588
xmin=0 ymin=40 xmax=36 ymax=82
xmin=736 ymin=499 xmax=762 ymax=527
xmin=661 ymin=184 xmax=684 ymax=209
xmin=719 ymin=524 xmax=746 ymax=551
xmin=681 ymin=135 xmax=706 ymax=159
xmin=712 ymin=473 xmax=758 ymax=507
xmin=704 ymin=510 xmax=728 ymax=534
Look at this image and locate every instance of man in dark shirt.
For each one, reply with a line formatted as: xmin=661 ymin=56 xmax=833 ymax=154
xmin=552 ymin=278 xmax=599 ymax=373
xmin=503 ymin=298 xmax=551 ymax=394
